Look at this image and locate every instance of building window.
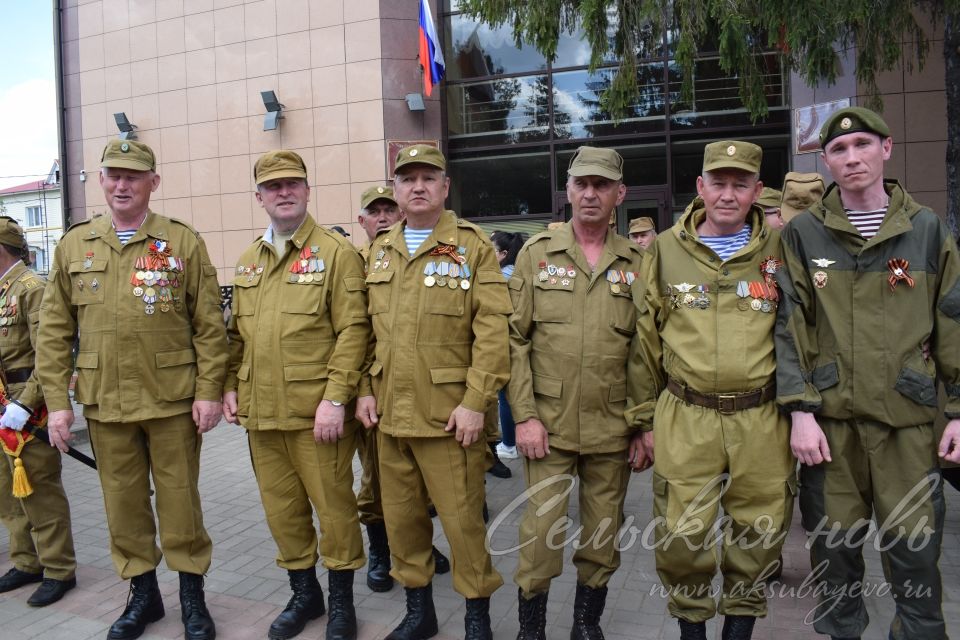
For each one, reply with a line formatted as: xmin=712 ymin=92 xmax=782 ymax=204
xmin=26 ymin=206 xmax=43 ymax=227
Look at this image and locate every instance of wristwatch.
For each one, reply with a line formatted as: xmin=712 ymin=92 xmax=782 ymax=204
xmin=329 ymin=400 xmax=343 ymax=407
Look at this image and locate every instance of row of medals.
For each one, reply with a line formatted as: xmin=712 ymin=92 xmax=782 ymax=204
xmin=424 ymin=259 xmax=472 ymax=290
xmin=539 ymin=263 xmax=578 ymax=288
xmin=289 ymin=258 xmax=325 ymax=284
xmin=0 ymin=294 xmax=17 ymax=327
xmin=668 ymin=284 xmax=710 ymax=309
xmin=736 ymin=280 xmax=776 ymax=313
xmin=132 ymin=270 xmax=182 ymax=314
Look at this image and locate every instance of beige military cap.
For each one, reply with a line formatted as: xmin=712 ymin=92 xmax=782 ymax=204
xmin=254 ymin=150 xmax=308 ymax=185
xmin=0 ymin=216 xmax=26 ymax=248
xmin=395 ymin=144 xmax=446 ymax=172
xmin=567 ymin=146 xmax=623 ymax=180
xmin=101 ymin=139 xmax=156 ymax=172
xmin=360 ymin=186 xmax=398 ymax=210
xmin=702 ymin=141 xmax=762 ymax=174
xmin=780 ymin=172 xmax=826 ymax=222
xmin=628 ymin=217 xmax=654 ymax=234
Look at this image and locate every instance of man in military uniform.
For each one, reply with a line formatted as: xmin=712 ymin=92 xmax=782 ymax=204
xmin=37 ymin=139 xmax=226 ymax=640
xmin=778 ymin=172 xmax=824 ymax=225
xmin=757 ymin=187 xmax=784 ymax=229
xmin=776 ymin=107 xmax=960 ymax=640
xmin=354 ymin=186 xmax=452 ymax=590
xmin=0 ymin=217 xmax=76 ymax=607
xmin=223 ymin=150 xmax=368 ymax=640
xmin=355 ymin=144 xmax=510 ymax=640
xmin=627 ymin=216 xmax=657 ymax=249
xmin=507 ymin=146 xmax=644 ymax=640
xmin=629 ymin=141 xmax=795 ymax=640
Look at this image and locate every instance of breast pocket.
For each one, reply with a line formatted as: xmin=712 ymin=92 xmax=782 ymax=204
xmin=68 ymin=258 xmax=108 ymax=306
xmin=608 ymin=287 xmax=636 ymax=336
xmin=365 ymin=271 xmax=394 ymax=315
xmin=532 ymin=280 xmax=573 ymax=323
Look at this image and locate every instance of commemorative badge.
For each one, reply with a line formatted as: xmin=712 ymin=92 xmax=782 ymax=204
xmin=887 ymin=258 xmax=915 ymax=292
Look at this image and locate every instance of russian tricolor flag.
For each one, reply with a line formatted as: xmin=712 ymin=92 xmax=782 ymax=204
xmin=418 ymin=0 xmax=445 ymax=96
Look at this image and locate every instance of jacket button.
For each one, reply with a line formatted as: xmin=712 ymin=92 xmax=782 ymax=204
xmin=709 ymin=256 xmax=715 ymax=262
xmin=679 ymin=231 xmax=687 ymax=240
xmin=722 ymin=268 xmax=729 ymax=276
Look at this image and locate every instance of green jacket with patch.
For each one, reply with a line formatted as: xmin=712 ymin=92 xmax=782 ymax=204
xmin=775 ymin=180 xmax=960 ymax=424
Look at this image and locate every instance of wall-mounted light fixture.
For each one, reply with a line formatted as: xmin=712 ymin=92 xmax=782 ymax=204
xmin=114 ymin=112 xmax=137 ymax=140
xmin=405 ymin=93 xmax=426 ymax=112
xmin=261 ymin=90 xmax=284 ymax=131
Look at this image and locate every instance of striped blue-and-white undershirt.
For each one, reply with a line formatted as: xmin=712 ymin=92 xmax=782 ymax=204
xmin=699 ymin=224 xmax=752 ymax=261
xmin=403 ymin=227 xmax=433 ymax=257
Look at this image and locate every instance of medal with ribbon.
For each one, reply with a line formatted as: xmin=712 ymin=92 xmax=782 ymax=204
xmin=887 ymin=258 xmax=914 ymax=291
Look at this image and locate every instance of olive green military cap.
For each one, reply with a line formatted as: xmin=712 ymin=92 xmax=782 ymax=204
xmin=100 ymin=139 xmax=156 ymax=172
xmin=780 ymin=171 xmax=825 ymax=222
xmin=819 ymin=106 xmax=891 ymax=148
xmin=628 ymin=217 xmax=654 ymax=234
xmin=567 ymin=146 xmax=623 ymax=180
xmin=0 ymin=216 xmax=26 ymax=248
xmin=757 ymin=187 xmax=782 ymax=209
xmin=361 ymin=185 xmax=397 ymax=210
xmin=702 ymin=140 xmax=762 ymax=174
xmin=395 ymin=144 xmax=446 ymax=172
xmin=254 ymin=150 xmax=308 ymax=185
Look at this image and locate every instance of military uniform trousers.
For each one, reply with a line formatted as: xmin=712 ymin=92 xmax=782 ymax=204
xmin=651 ymin=392 xmax=794 ymax=623
xmin=0 ymin=438 xmax=76 ymax=580
xmin=515 ymin=447 xmax=631 ymax=596
xmin=799 ymin=418 xmax=946 ymax=640
xmin=377 ymin=431 xmax=502 ymax=598
xmin=356 ymin=426 xmax=383 ymax=525
xmin=248 ymin=425 xmax=365 ymax=571
xmin=88 ymin=413 xmax=212 ymax=579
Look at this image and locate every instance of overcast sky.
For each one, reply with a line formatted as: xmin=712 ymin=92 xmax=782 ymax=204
xmin=0 ymin=3 xmax=57 ymax=190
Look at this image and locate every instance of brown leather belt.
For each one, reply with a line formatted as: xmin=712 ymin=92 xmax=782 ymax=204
xmin=666 ymin=378 xmax=775 ymax=414
xmin=3 ymin=368 xmax=34 ymax=384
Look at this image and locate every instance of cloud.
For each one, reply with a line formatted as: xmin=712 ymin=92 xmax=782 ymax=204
xmin=0 ymin=78 xmax=58 ymax=190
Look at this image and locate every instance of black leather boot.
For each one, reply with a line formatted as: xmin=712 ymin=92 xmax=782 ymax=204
xmin=431 ymin=546 xmax=450 ymax=575
xmin=570 ymin=584 xmax=606 ymax=640
xmin=268 ymin=567 xmax=325 ymax=640
xmin=365 ymin=522 xmax=394 ymax=592
xmin=107 ymin=570 xmax=165 ymax=640
xmin=465 ymin=597 xmax=492 ymax=640
xmin=721 ymin=615 xmax=756 ymax=640
xmin=487 ymin=442 xmax=512 ymax=478
xmin=326 ymin=570 xmax=357 ymax=640
xmin=385 ymin=584 xmax=438 ymax=640
xmin=517 ymin=589 xmax=548 ymax=640
xmin=677 ymin=619 xmax=707 ymax=640
xmin=0 ymin=567 xmax=42 ymax=593
xmin=179 ymin=573 xmax=216 ymax=640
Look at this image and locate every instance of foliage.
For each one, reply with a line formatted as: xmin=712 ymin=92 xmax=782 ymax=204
xmin=457 ymin=0 xmax=959 ymax=123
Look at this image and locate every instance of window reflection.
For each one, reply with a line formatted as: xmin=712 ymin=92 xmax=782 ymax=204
xmin=444 ymin=15 xmax=546 ymax=81
xmin=447 ymin=75 xmax=550 ymax=145
xmin=552 ymin=64 xmax=666 ymax=138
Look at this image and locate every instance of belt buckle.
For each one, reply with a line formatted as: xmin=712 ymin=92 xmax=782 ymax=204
xmin=717 ymin=394 xmax=737 ymax=414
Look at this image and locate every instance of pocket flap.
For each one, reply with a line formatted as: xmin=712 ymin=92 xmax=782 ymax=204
xmin=368 ymin=361 xmax=383 ymax=376
xmin=366 ymin=271 xmax=394 ymax=284
xmin=508 ymin=278 xmax=524 ymax=291
xmin=284 ymin=363 xmax=329 ymax=381
xmin=810 ymin=361 xmax=839 ymax=391
xmin=894 ymin=367 xmax=938 ymax=407
xmin=608 ymin=381 xmax=627 ymax=403
xmin=237 ymin=364 xmax=250 ymax=382
xmin=532 ymin=373 xmax=562 ymax=398
xmin=156 ymin=348 xmax=197 ymax=368
xmin=652 ymin=472 xmax=668 ymax=496
xmin=344 ymin=275 xmax=366 ymax=292
xmin=282 ymin=293 xmax=321 ymax=314
xmin=68 ymin=258 xmax=109 ymax=273
xmin=430 ymin=366 xmax=469 ymax=384
xmin=477 ymin=269 xmax=506 ymax=284
xmin=233 ymin=276 xmax=261 ymax=288
xmin=75 ymin=351 xmax=99 ymax=369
